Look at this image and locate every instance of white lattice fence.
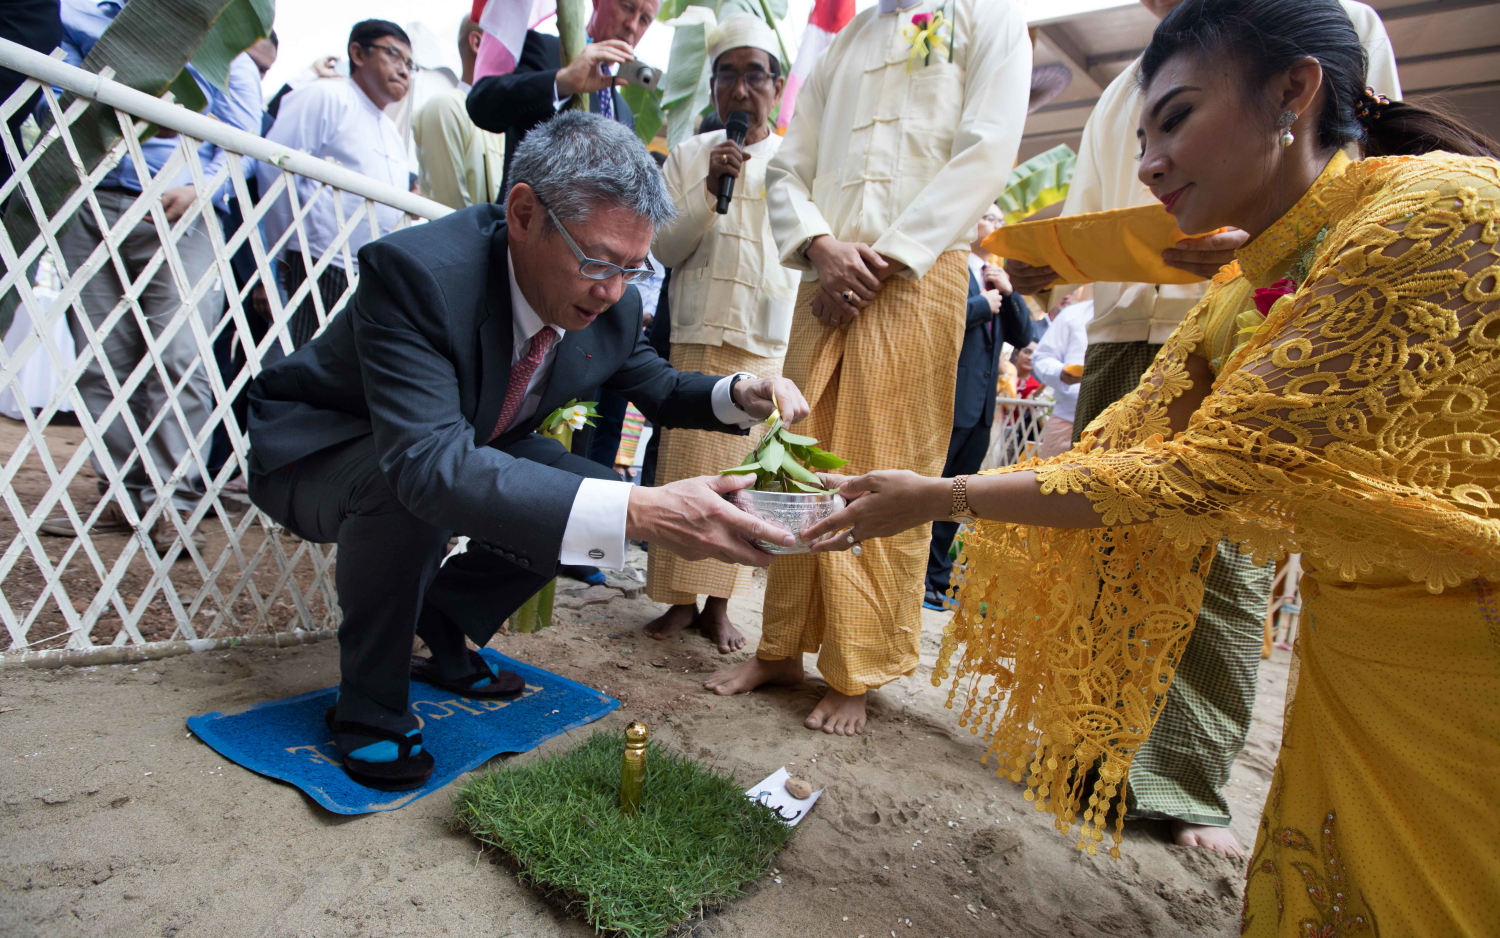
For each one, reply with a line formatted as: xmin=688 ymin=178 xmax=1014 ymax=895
xmin=983 ymin=396 xmax=1053 ymax=469
xmin=0 ymin=40 xmax=451 ymax=666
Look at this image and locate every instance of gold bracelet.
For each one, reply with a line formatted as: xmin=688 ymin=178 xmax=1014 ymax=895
xmin=951 ymin=475 xmax=974 ymax=523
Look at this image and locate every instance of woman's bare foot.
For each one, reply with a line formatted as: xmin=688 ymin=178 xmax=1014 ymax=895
xmin=644 ymin=603 xmax=698 ymax=641
xmin=704 ymin=656 xmax=803 ymax=696
xmin=805 ymin=689 xmax=868 ymax=735
xmin=697 ymin=597 xmax=745 ymax=654
xmin=1173 ymin=821 xmax=1245 ymax=858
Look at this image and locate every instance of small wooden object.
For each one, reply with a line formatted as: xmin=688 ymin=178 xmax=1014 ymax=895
xmin=620 ymin=722 xmax=649 ymax=816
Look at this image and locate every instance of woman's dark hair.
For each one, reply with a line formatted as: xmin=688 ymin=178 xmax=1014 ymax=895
xmin=348 ymin=19 xmax=413 ymax=72
xmin=1138 ymin=0 xmax=1498 ymax=159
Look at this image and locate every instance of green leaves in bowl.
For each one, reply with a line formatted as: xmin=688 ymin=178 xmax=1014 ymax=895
xmin=722 ymin=417 xmax=849 ymax=492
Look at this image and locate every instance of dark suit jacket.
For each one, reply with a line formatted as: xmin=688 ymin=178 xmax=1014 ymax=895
xmin=247 ymin=205 xmax=732 ymax=575
xmin=466 ymin=31 xmax=635 ymax=188
xmin=955 ymin=268 xmax=1032 ymax=429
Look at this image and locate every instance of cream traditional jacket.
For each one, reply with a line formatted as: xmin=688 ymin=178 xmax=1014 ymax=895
xmin=1056 ymin=0 xmax=1400 ymax=345
xmin=766 ymin=0 xmax=1031 ymax=281
xmin=654 ymin=130 xmax=797 ymax=358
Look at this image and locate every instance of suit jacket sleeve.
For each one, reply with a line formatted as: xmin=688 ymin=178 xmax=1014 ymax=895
xmin=598 ymin=293 xmax=743 ymax=435
xmin=466 ymin=31 xmax=560 ymax=135
xmin=352 ymin=238 xmax=587 ymax=576
xmin=996 ymin=292 xmax=1032 ymax=350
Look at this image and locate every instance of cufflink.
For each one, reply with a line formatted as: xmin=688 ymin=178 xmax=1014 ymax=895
xmin=589 ymin=548 xmax=605 ymax=560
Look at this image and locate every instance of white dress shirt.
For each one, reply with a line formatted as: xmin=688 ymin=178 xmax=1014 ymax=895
xmin=1055 ymin=1 xmax=1400 ymax=345
xmin=655 ymin=130 xmax=798 ymax=357
xmin=256 ymin=78 xmax=409 ymax=272
xmin=766 ymin=0 xmax=1032 ymax=281
xmin=505 ymin=250 xmax=758 ymax=569
xmin=1032 ymin=300 xmax=1093 ymax=423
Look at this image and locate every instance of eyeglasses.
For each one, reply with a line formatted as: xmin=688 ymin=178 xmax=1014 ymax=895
xmin=711 ymin=70 xmax=774 ymax=90
xmin=366 ymin=43 xmax=415 ymax=72
xmin=536 ymin=197 xmax=655 ymax=285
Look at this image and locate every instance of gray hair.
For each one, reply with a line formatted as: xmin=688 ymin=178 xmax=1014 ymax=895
xmin=505 ymin=110 xmax=675 ymax=229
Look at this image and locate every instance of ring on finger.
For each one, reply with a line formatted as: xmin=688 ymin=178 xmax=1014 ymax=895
xmin=841 ymin=290 xmax=853 ymax=302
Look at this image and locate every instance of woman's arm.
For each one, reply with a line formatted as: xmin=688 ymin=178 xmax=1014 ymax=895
xmin=802 ymin=352 xmax=1217 ymax=548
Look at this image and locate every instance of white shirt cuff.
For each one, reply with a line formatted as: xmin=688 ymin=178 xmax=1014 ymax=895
xmin=559 ymin=478 xmax=631 ymax=570
xmin=553 ymin=80 xmax=566 ymax=110
xmin=713 ymin=373 xmax=757 ymax=428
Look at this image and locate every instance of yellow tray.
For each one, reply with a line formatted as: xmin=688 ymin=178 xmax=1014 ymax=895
xmin=983 ymin=203 xmax=1212 ymax=286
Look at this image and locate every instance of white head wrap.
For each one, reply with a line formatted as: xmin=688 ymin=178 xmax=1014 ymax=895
xmin=706 ymin=13 xmax=782 ymax=71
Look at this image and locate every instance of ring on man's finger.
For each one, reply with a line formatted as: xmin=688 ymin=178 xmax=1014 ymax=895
xmin=841 ymin=290 xmax=853 ymax=302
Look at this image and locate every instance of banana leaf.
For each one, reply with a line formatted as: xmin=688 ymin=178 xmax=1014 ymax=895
xmin=996 ymin=143 xmax=1077 ymax=226
xmin=1 ymin=0 xmax=274 ymax=333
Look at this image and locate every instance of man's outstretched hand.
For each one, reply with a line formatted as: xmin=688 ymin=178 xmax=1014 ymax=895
xmin=626 ymin=474 xmax=795 ymax=567
xmin=732 ymin=376 xmax=810 ymax=423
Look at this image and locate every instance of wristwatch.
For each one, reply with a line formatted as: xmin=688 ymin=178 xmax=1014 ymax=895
xmin=950 ymin=475 xmax=974 ymax=524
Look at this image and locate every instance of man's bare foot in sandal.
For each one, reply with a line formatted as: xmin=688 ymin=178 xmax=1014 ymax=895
xmin=804 ymin=688 xmax=867 ymax=735
xmin=1173 ymin=821 xmax=1246 ymax=858
xmin=697 ymin=596 xmax=745 ymax=654
xmin=704 ymin=656 xmax=803 ymax=695
xmin=644 ymin=603 xmax=698 ymax=641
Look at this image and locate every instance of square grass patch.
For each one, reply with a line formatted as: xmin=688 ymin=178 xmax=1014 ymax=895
xmin=454 ymin=731 xmax=794 ymax=937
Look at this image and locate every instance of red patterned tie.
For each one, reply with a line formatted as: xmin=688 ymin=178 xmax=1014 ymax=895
xmin=488 ymin=328 xmax=558 ymax=442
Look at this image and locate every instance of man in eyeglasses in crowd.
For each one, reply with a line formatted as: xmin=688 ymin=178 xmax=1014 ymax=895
xmin=247 ymin=112 xmax=808 ymax=792
xmin=257 ymin=19 xmax=415 ymax=348
xmin=466 ymin=0 xmax=657 ymax=184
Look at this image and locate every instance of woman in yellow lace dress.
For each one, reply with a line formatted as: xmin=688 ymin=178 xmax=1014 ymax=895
xmin=799 ymin=0 xmax=1500 ymax=933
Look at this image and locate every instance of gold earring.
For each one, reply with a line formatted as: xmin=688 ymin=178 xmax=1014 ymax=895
xmin=1277 ymin=110 xmax=1297 ymax=148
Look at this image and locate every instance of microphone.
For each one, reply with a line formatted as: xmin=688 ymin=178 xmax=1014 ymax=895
xmin=715 ymin=111 xmax=750 ymax=215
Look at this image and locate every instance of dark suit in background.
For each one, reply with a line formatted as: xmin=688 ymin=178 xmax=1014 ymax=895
xmin=925 ymin=269 xmax=1032 ymax=605
xmin=247 ymin=206 xmax=736 ymax=728
xmin=0 ymin=0 xmax=61 ymax=195
xmin=466 ymin=31 xmax=635 ymax=188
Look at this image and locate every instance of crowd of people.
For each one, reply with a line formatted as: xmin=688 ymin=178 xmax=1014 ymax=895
xmin=8 ymin=0 xmax=1498 ymax=933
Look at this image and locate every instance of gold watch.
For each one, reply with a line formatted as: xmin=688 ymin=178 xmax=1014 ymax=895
xmin=950 ymin=475 xmax=974 ymax=524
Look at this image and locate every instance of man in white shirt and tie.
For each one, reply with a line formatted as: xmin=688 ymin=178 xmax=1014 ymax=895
xmin=257 ymin=19 xmax=415 ymax=348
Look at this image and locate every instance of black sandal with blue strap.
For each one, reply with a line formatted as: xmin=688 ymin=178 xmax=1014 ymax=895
xmin=409 ymin=650 xmax=525 ymax=699
xmin=324 ymin=707 xmax=434 ymax=791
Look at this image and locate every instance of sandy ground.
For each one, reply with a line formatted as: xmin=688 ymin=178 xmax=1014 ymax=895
xmin=0 ymin=572 xmax=1289 ymax=938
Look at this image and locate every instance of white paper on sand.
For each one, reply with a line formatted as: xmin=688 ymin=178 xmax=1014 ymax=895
xmin=745 ymin=767 xmax=822 ymax=827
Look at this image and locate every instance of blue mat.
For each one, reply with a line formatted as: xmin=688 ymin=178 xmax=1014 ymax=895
xmin=186 ymin=649 xmax=619 ymax=814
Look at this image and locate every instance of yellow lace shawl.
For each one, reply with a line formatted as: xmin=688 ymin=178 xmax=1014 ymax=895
xmin=938 ymin=153 xmax=1500 ymax=857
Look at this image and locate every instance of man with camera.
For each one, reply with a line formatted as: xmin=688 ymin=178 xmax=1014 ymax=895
xmin=466 ymin=0 xmax=658 ymax=183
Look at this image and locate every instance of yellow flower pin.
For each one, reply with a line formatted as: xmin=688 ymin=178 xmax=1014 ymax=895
xmin=901 ymin=10 xmax=951 ymax=73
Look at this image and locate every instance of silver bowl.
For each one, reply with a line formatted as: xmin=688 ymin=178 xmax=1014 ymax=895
xmin=734 ymin=488 xmax=845 ymax=555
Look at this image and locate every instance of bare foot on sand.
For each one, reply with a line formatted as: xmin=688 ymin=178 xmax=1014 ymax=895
xmin=644 ymin=603 xmax=698 ymax=642
xmin=1173 ymin=821 xmax=1245 ymax=858
xmin=697 ymin=597 xmax=744 ymax=654
xmin=805 ymin=689 xmax=868 ymax=735
xmin=704 ymin=656 xmax=803 ymax=696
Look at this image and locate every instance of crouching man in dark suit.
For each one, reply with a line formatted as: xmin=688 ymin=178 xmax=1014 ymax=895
xmin=247 ymin=112 xmax=808 ymax=790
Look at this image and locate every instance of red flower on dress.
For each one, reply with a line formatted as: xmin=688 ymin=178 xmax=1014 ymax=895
xmin=1253 ymin=277 xmax=1297 ymax=315
xmin=911 ymin=12 xmax=933 ymax=27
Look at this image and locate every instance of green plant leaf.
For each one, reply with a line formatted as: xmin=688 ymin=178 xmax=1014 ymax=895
xmin=758 ymin=437 xmax=785 ymax=474
xmin=995 ymin=144 xmax=1077 ymax=226
xmin=780 ymin=458 xmax=822 ymax=487
xmin=805 ymin=451 xmax=848 ymax=470
xmin=620 ymin=82 xmax=665 ymax=145
xmin=721 ymin=462 xmax=761 ymax=474
xmin=777 ymin=429 xmax=818 ymax=446
xmin=788 ymin=479 xmax=828 ymax=493
xmin=188 ymin=0 xmax=274 ymax=91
